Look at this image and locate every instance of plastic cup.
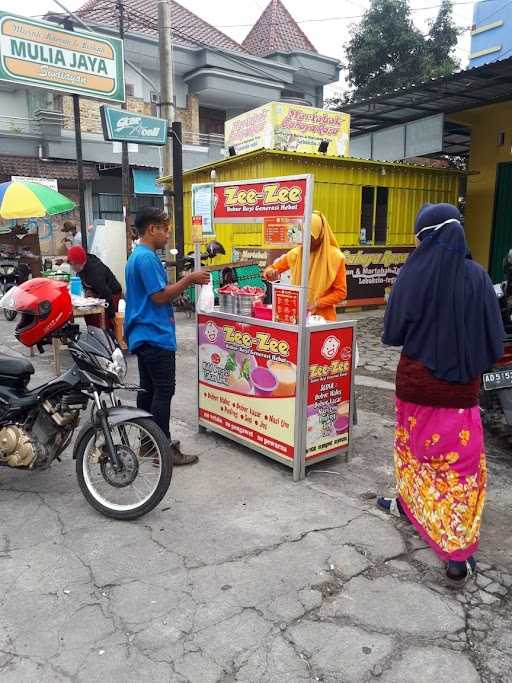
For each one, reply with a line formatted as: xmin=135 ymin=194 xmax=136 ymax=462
xmin=250 ymin=366 xmax=278 ymax=396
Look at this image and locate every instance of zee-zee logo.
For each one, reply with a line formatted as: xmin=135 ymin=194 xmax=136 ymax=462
xmin=321 ymin=336 xmax=340 ymax=360
xmin=204 ymin=321 xmax=218 ymax=342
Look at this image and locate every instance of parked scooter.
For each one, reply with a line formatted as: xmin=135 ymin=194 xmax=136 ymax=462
xmin=481 ymin=250 xmax=512 ymax=442
xmin=0 ymin=257 xmax=31 ymax=321
xmin=0 ymin=278 xmax=172 ymax=520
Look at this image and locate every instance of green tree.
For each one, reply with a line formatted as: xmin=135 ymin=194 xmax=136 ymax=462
xmin=341 ymin=0 xmax=460 ymax=102
xmin=425 ymin=0 xmax=460 ymax=77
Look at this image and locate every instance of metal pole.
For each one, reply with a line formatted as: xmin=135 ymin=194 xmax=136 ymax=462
xmin=71 ymin=94 xmax=87 ymax=247
xmin=171 ymin=121 xmax=184 ymax=264
xmin=158 ymin=0 xmax=175 ymax=259
xmin=293 ymin=174 xmax=314 ymax=482
xmin=117 ymin=0 xmax=131 ymax=252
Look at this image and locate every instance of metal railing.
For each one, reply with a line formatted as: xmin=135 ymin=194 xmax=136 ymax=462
xmin=182 ymin=131 xmax=224 ymax=147
xmin=0 ymin=114 xmax=40 ymax=136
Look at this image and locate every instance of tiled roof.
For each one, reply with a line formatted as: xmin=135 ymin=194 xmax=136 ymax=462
xmin=0 ymin=156 xmax=98 ymax=182
xmin=242 ymin=0 xmax=317 ymax=57
xmin=77 ymin=0 xmax=245 ymax=52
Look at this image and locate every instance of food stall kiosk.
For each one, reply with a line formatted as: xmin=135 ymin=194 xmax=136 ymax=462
xmin=194 ymin=174 xmax=356 ymax=481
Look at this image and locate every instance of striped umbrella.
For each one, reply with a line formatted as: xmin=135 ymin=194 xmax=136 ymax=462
xmin=0 ymin=180 xmax=76 ymax=220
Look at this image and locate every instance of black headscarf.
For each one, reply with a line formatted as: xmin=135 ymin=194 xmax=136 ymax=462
xmin=383 ymin=203 xmax=504 ymax=383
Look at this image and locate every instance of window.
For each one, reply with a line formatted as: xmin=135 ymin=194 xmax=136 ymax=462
xmin=199 ymin=107 xmax=226 ymax=137
xmin=359 ymin=186 xmax=389 ymax=245
xmin=360 ymin=186 xmax=375 ymax=243
xmin=125 ymin=83 xmax=135 ymax=97
xmin=93 ymin=193 xmax=163 ymax=222
xmin=374 ymin=188 xmax=389 ymax=244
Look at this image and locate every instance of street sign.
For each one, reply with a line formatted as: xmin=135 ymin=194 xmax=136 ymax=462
xmin=100 ymin=105 xmax=167 ymax=146
xmin=0 ymin=12 xmax=125 ymax=102
xmin=12 ymin=176 xmax=58 ymax=190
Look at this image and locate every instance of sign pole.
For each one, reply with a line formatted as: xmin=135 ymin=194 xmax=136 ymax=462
xmin=61 ymin=17 xmax=87 ymax=249
xmin=72 ymin=94 xmax=87 ymax=249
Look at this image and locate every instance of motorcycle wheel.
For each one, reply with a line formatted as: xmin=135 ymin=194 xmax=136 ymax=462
xmin=3 ymin=308 xmax=16 ymax=321
xmin=75 ymin=417 xmax=172 ymax=520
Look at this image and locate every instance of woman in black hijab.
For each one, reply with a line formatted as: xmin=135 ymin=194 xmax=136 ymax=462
xmin=378 ymin=203 xmax=504 ymax=586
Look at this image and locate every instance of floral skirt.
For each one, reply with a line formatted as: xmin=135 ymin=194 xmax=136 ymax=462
xmin=394 ymin=398 xmax=487 ymax=561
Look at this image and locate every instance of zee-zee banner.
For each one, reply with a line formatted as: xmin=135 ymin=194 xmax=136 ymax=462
xmin=214 ymin=178 xmax=307 ymax=221
xmin=306 ymin=326 xmax=354 ymax=459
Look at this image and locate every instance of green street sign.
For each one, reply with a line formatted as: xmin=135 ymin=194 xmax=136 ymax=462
xmin=100 ymin=105 xmax=168 ymax=146
xmin=0 ymin=12 xmax=125 ymax=102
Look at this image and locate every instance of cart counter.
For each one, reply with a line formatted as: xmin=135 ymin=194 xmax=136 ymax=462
xmin=197 ymin=310 xmax=356 ymax=479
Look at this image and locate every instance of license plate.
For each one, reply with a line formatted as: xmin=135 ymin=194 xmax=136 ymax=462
xmin=483 ymin=368 xmax=512 ymax=390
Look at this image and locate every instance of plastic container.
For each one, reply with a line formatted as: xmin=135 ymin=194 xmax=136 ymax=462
xmin=69 ymin=276 xmax=83 ymax=296
xmin=253 ymin=302 xmax=273 ymax=320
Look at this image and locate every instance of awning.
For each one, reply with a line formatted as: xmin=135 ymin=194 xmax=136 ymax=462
xmin=133 ymin=168 xmax=163 ymax=195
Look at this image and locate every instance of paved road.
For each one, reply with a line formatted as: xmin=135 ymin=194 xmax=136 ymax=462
xmin=0 ymin=313 xmax=511 ymax=682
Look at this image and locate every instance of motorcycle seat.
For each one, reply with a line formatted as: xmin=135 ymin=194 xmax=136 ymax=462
xmin=0 ymin=355 xmax=34 ymax=377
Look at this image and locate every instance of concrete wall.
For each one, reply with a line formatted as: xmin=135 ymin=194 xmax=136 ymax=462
xmin=470 ymin=0 xmax=512 ymax=67
xmin=450 ymin=101 xmax=512 ymax=268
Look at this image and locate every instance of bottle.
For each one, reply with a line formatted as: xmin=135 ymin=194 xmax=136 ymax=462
xmin=69 ymin=276 xmax=83 ymax=296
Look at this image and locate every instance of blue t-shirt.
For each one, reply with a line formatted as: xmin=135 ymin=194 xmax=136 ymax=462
xmin=125 ymin=244 xmax=176 ymax=352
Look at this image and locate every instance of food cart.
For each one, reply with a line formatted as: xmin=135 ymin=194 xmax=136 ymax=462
xmin=194 ymin=174 xmax=356 ymax=481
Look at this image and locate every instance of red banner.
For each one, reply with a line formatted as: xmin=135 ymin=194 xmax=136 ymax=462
xmin=214 ymin=178 xmax=307 ymax=220
xmin=306 ymin=327 xmax=354 ymax=459
xmin=198 ymin=314 xmax=298 ymax=459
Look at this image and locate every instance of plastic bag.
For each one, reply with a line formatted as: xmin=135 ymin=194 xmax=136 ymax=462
xmin=196 ymin=280 xmax=215 ymax=313
xmin=306 ymin=313 xmax=326 ymax=326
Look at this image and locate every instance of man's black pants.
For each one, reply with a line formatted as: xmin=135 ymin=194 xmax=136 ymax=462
xmin=135 ymin=344 xmax=175 ymax=439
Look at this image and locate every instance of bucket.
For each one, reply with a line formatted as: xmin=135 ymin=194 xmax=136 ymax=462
xmin=219 ymin=293 xmax=236 ymax=313
xmin=237 ymin=294 xmax=260 ymax=316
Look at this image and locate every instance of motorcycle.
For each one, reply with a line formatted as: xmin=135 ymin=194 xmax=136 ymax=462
xmin=481 ymin=249 xmax=512 ymax=442
xmin=0 ymin=258 xmax=31 ymax=321
xmin=0 ymin=280 xmax=172 ymax=520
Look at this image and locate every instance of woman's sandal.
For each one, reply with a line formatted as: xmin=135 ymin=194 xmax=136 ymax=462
xmin=446 ymin=557 xmax=477 ymax=588
xmin=376 ymin=496 xmax=408 ymax=519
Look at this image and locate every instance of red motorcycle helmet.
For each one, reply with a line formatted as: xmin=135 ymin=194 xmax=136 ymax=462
xmin=0 ymin=278 xmax=73 ymax=347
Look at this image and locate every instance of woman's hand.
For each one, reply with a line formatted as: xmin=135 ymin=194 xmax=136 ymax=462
xmin=308 ymin=299 xmax=318 ymax=315
xmin=263 ymin=267 xmax=279 ymax=282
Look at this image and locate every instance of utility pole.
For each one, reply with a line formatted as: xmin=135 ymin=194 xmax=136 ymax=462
xmin=117 ymin=0 xmax=131 ymax=252
xmin=171 ymin=121 xmax=184 ymax=261
xmin=157 ymin=0 xmax=175 ymax=256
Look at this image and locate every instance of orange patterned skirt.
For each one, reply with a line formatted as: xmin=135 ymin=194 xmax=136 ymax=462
xmin=395 ymin=398 xmax=487 ymax=561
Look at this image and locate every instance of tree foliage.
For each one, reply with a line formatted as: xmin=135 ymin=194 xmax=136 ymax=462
xmin=340 ymin=0 xmax=460 ymax=102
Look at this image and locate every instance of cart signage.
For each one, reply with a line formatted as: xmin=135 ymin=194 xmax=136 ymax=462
xmin=214 ymin=178 xmax=307 ymax=220
xmin=273 ymin=284 xmax=300 ymax=325
xmin=0 ymin=12 xmax=125 ymax=101
xmin=306 ymin=327 xmax=354 ymax=459
xmin=192 ymin=183 xmax=214 ymax=235
xmin=198 ymin=314 xmax=298 ymax=459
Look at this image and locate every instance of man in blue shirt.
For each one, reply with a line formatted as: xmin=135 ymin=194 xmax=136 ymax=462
xmin=125 ymin=207 xmax=209 ymax=465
